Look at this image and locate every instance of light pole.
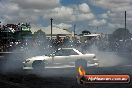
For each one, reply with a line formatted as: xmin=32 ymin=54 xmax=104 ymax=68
xmin=74 ymin=24 xmax=76 ymax=37
xmin=50 ymin=18 xmax=53 ymax=40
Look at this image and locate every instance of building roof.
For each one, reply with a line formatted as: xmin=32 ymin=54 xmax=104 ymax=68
xmin=32 ymin=27 xmax=72 ymax=35
xmin=44 ymin=28 xmax=71 ymax=35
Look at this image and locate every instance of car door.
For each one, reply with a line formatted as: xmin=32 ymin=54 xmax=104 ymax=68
xmin=52 ymin=49 xmax=70 ymax=65
xmin=65 ymin=49 xmax=81 ymax=65
xmin=52 ymin=49 xmax=79 ymax=66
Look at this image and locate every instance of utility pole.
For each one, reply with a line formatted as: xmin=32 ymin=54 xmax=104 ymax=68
xmin=0 ymin=21 xmax=1 ymax=30
xmin=125 ymin=11 xmax=126 ymax=30
xmin=74 ymin=24 xmax=76 ymax=37
xmin=50 ymin=18 xmax=53 ymax=40
xmin=97 ymin=26 xmax=98 ymax=33
xmin=123 ymin=11 xmax=127 ymax=47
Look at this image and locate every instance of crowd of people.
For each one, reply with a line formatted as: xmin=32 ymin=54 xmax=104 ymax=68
xmin=0 ymin=24 xmax=132 ymax=56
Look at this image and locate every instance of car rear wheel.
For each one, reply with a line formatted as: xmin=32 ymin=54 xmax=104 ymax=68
xmin=91 ymin=59 xmax=99 ymax=63
xmin=75 ymin=59 xmax=87 ymax=69
xmin=89 ymin=59 xmax=99 ymax=67
xmin=32 ymin=60 xmax=45 ymax=71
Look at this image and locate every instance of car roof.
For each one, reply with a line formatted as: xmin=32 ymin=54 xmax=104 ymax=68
xmin=58 ymin=48 xmax=75 ymax=50
xmin=61 ymin=48 xmax=75 ymax=49
xmin=58 ymin=48 xmax=83 ymax=55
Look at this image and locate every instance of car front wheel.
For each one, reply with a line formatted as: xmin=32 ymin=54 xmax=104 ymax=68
xmin=75 ymin=59 xmax=87 ymax=69
xmin=32 ymin=60 xmax=45 ymax=71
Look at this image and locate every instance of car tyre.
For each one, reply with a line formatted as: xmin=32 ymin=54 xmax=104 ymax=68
xmin=32 ymin=60 xmax=45 ymax=72
xmin=75 ymin=59 xmax=87 ymax=69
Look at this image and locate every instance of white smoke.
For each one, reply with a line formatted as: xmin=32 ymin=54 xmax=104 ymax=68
xmin=87 ymin=44 xmax=124 ymax=67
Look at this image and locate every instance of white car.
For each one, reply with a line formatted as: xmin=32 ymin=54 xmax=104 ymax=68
xmin=23 ymin=48 xmax=99 ymax=70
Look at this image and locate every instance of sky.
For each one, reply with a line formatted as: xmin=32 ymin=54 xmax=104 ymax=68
xmin=0 ymin=0 xmax=132 ymax=34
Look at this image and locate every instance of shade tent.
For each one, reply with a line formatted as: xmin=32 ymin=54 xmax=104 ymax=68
xmin=83 ymin=34 xmax=101 ymax=37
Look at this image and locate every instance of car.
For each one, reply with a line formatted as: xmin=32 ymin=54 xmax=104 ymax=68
xmin=23 ymin=48 xmax=99 ymax=70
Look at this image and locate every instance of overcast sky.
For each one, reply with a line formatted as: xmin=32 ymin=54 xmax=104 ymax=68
xmin=0 ymin=0 xmax=132 ymax=34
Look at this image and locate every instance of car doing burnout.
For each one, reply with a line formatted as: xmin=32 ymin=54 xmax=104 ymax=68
xmin=23 ymin=48 xmax=99 ymax=70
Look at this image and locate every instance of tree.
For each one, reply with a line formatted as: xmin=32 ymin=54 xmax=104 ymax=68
xmin=112 ymin=28 xmax=131 ymax=40
xmin=33 ymin=29 xmax=46 ymax=40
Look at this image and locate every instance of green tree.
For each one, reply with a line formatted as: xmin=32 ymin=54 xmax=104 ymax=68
xmin=33 ymin=29 xmax=46 ymax=40
xmin=111 ymin=28 xmax=131 ymax=40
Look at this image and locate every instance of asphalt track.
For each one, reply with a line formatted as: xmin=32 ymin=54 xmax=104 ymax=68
xmin=0 ymin=65 xmax=131 ymax=88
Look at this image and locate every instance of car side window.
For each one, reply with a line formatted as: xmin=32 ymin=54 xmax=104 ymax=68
xmin=55 ymin=50 xmax=65 ymax=56
xmin=55 ymin=49 xmax=78 ymax=56
xmin=70 ymin=50 xmax=78 ymax=55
